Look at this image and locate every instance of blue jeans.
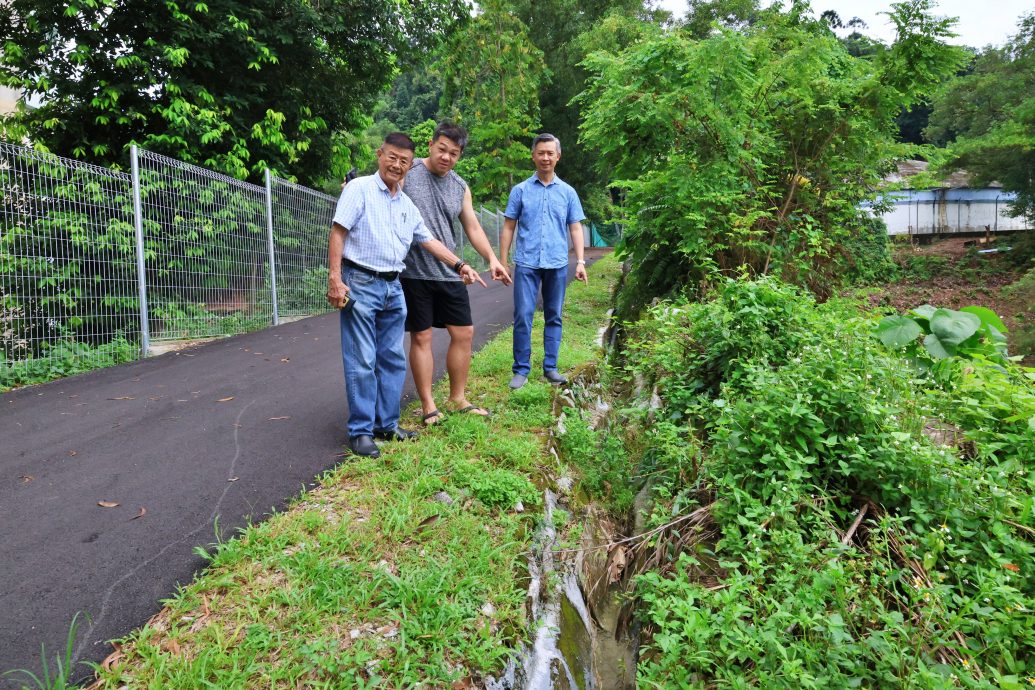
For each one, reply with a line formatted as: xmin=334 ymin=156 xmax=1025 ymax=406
xmin=339 ymin=266 xmax=407 ymax=438
xmin=512 ymin=264 xmax=567 ymax=377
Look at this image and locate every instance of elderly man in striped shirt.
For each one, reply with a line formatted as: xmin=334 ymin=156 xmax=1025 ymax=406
xmin=326 ymin=132 xmax=485 ymax=459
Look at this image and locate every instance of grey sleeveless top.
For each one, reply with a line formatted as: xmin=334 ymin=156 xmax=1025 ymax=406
xmin=402 ymin=159 xmax=468 ymax=282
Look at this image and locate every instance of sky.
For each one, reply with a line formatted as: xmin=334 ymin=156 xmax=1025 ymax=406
xmin=656 ymin=0 xmax=1032 ymax=49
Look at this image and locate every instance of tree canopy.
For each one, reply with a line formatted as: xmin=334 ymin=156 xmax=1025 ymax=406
xmin=0 ymin=0 xmax=467 ymax=185
xmin=579 ymin=0 xmax=965 ymax=316
xmin=436 ymin=0 xmax=547 ymax=205
xmin=927 ymin=12 xmax=1035 ymax=220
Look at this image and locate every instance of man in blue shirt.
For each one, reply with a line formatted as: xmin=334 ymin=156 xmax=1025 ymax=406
xmin=327 ymin=132 xmax=485 ymax=458
xmin=499 ymin=133 xmax=587 ymax=390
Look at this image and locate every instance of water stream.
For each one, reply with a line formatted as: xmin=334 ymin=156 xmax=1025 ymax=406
xmin=486 ymin=367 xmax=639 ymax=690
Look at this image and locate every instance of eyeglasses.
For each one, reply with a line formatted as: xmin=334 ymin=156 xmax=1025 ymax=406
xmin=382 ymin=153 xmax=412 ymax=166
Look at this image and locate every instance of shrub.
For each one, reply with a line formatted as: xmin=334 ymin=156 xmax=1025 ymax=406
xmin=618 ymin=276 xmax=1035 ymax=687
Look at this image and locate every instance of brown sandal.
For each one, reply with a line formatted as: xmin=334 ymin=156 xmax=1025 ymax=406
xmin=422 ymin=410 xmax=443 ymax=426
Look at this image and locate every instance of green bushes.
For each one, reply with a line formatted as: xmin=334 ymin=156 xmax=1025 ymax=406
xmin=619 ymin=277 xmax=1035 ymax=688
xmin=1004 ymin=266 xmax=1035 ymax=359
xmin=0 ymin=336 xmax=137 ymax=390
xmin=842 ymin=216 xmax=897 ymax=284
xmin=558 ymin=409 xmax=637 ymax=515
xmin=624 ymin=277 xmax=815 ymax=401
xmin=579 ymin=4 xmax=964 ymax=317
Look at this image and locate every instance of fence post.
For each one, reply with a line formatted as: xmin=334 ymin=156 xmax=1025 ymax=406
xmin=130 ymin=145 xmax=151 ymax=358
xmin=264 ymin=169 xmax=280 ymax=326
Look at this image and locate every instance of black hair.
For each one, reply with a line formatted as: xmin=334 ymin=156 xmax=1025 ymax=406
xmin=432 ymin=122 xmax=469 ymax=150
xmin=383 ymin=132 xmax=416 ymax=152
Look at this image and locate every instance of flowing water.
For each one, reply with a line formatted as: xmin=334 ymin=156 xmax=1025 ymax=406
xmin=486 ymin=370 xmax=639 ymax=690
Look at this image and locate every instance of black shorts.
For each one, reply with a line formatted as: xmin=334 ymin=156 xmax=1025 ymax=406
xmin=401 ymin=278 xmax=473 ymax=332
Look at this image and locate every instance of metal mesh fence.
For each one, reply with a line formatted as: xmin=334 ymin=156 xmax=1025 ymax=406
xmin=1 ymin=143 xmax=140 ymax=387
xmin=458 ymin=206 xmax=505 ymax=270
xmin=136 ymin=150 xmax=272 ymax=341
xmin=4 ymin=138 xmax=601 ymax=386
xmin=270 ymin=176 xmax=336 ymax=319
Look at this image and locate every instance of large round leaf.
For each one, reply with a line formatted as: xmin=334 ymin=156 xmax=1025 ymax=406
xmin=910 ymin=304 xmax=937 ymax=323
xmin=961 ymin=305 xmax=1009 ymax=334
xmin=930 ymin=308 xmax=980 ymax=345
xmin=923 ymin=332 xmax=956 ymax=359
xmin=876 ymin=315 xmax=922 ymax=349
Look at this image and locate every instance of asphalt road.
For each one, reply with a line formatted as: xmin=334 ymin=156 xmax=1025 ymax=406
xmin=0 ymin=253 xmax=604 ymax=686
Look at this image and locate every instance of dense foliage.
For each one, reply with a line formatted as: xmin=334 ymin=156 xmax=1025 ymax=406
xmin=927 ymin=12 xmax=1035 ymax=222
xmin=505 ymin=0 xmax=657 ymax=214
xmin=0 ymin=0 xmax=466 ymax=186
xmin=363 ymin=0 xmax=665 ymax=211
xmin=436 ymin=0 xmax=547 ymax=205
xmin=605 ymin=278 xmax=1035 ymax=688
xmin=579 ymin=0 xmax=965 ymax=317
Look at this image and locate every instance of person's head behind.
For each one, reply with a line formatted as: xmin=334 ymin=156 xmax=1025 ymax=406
xmin=377 ymin=132 xmax=416 ymax=189
xmin=426 ymin=122 xmax=468 ymax=176
xmin=531 ymin=133 xmax=561 ymax=177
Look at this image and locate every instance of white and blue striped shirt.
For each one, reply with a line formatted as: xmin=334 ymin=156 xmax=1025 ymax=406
xmin=333 ymin=172 xmax=432 ymax=272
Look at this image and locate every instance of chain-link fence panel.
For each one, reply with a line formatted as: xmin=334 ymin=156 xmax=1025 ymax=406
xmin=270 ymin=176 xmax=336 ymax=319
xmin=456 ymin=206 xmax=505 ymax=271
xmin=136 ymin=150 xmax=272 ymax=341
xmin=1 ymin=142 xmax=140 ymax=387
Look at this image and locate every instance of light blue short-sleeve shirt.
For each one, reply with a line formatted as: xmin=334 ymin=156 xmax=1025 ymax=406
xmin=504 ymin=173 xmax=585 ymax=270
xmin=333 ymin=172 xmax=432 ymax=273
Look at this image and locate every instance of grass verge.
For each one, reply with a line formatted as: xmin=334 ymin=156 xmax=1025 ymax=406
xmin=81 ymin=254 xmax=620 ymax=689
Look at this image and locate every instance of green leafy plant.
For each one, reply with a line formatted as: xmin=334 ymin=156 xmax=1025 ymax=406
xmin=558 ymin=407 xmax=637 ymax=515
xmin=875 ymin=304 xmax=1010 ymax=364
xmin=579 ymin=1 xmax=966 ymax=317
xmin=1 ymin=336 xmax=138 ymax=391
xmin=452 ymin=461 xmax=538 ymax=510
xmin=617 ymin=275 xmax=1035 ymax=687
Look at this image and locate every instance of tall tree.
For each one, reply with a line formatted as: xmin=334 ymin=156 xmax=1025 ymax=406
xmin=0 ymin=0 xmax=467 ymax=185
xmin=505 ymin=0 xmax=659 ymax=214
xmin=375 ymin=66 xmax=444 ymax=135
xmin=580 ymin=0 xmax=965 ymax=316
xmin=927 ymin=12 xmax=1035 ymax=220
xmin=680 ymin=0 xmax=765 ymax=38
xmin=437 ymin=0 xmax=547 ymax=205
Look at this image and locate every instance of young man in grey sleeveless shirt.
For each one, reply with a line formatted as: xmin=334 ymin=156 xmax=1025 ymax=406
xmin=401 ymin=122 xmax=512 ymax=424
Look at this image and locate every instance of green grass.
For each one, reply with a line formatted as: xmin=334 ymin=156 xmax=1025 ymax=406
xmin=1 ymin=337 xmax=138 ymax=392
xmin=3 ymin=612 xmax=85 ymax=690
xmin=86 ymin=254 xmax=621 ymax=689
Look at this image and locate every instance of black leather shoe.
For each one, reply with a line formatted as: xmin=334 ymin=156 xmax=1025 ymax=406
xmin=373 ymin=427 xmax=419 ymax=442
xmin=348 ymin=435 xmax=380 ymax=458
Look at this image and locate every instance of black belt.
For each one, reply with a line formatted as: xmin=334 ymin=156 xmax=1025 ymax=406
xmin=344 ymin=259 xmax=399 ymax=281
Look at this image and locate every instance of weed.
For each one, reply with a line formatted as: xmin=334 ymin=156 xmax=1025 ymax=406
xmin=619 ymin=276 xmax=1035 ymax=687
xmin=1 ymin=336 xmax=137 ymax=391
xmin=558 ymin=408 xmax=637 ymax=515
xmin=3 ymin=612 xmax=86 ymax=690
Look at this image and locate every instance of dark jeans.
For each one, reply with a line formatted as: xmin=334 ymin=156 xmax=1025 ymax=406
xmin=512 ymin=263 xmax=567 ymax=376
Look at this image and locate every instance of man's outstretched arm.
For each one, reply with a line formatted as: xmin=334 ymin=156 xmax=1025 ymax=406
xmin=458 ymin=187 xmax=511 ymax=285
